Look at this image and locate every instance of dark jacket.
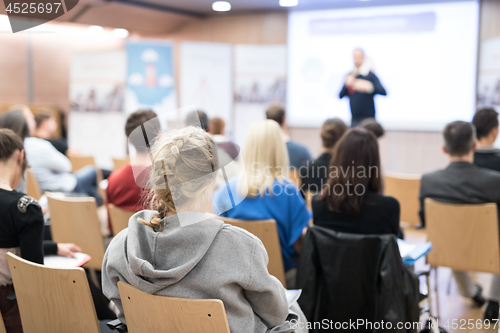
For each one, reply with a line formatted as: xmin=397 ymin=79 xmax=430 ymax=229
xmin=474 ymin=148 xmax=500 ymax=173
xmin=339 ymin=72 xmax=386 ymax=120
xmin=297 ymin=226 xmax=419 ymax=333
xmin=299 ymin=153 xmax=332 ymax=194
xmin=419 ymin=161 xmax=500 ymax=227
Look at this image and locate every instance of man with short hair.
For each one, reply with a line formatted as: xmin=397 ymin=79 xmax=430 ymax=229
xmin=266 ymin=104 xmax=312 ymax=169
xmin=472 ymin=108 xmax=500 ymax=172
xmin=419 ymin=121 xmax=500 ymax=320
xmin=106 ymin=110 xmax=161 ymax=230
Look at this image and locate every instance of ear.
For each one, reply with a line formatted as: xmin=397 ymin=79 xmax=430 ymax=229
xmin=471 ymin=141 xmax=477 ymax=152
xmin=441 ymin=145 xmax=448 ymax=155
xmin=17 ymin=149 xmax=24 ymax=166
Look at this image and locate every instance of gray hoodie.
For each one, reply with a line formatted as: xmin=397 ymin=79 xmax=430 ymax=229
xmin=102 ymin=210 xmax=296 ymax=333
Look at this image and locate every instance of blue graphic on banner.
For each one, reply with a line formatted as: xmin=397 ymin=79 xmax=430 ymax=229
xmin=126 ymin=41 xmax=176 ymax=112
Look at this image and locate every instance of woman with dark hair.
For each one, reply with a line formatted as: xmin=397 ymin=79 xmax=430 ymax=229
xmin=0 ymin=111 xmax=30 ymax=141
xmin=313 ymin=128 xmax=401 ymax=236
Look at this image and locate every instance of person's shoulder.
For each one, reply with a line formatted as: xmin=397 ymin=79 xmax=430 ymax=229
xmin=287 ymin=140 xmax=309 ymax=152
xmin=474 ymin=165 xmax=500 ymax=180
xmin=218 ymin=223 xmax=265 ymax=251
xmin=16 ymin=194 xmax=41 ymax=214
xmin=376 ymin=194 xmax=400 ymax=209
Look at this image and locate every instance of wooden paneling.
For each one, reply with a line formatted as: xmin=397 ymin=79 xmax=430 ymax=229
xmin=0 ymin=35 xmax=29 ymax=104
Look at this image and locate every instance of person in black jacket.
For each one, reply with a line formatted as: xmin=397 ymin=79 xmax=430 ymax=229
xmin=339 ymin=49 xmax=387 ymax=127
xmin=299 ymin=118 xmax=347 ymax=195
xmin=472 ymin=108 xmax=500 ymax=172
xmin=313 ymin=128 xmax=402 ymax=238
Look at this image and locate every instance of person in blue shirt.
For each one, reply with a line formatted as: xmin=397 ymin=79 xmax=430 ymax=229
xmin=266 ymin=104 xmax=312 ymax=169
xmin=213 ymin=120 xmax=311 ymax=288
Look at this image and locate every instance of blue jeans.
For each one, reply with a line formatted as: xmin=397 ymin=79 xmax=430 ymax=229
xmin=74 ymin=166 xmax=102 ymax=205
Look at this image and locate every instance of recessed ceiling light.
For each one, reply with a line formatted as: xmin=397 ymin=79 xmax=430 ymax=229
xmin=88 ymin=25 xmax=104 ymax=33
xmin=212 ymin=1 xmax=231 ymax=11
xmin=113 ymin=28 xmax=129 ymax=38
xmin=279 ymin=0 xmax=298 ymax=7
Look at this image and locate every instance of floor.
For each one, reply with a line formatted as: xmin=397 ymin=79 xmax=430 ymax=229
xmin=406 ymin=228 xmax=497 ymax=333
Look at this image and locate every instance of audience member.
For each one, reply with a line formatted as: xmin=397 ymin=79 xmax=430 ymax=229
xmin=359 ymin=117 xmax=385 ymax=139
xmin=209 ymin=117 xmax=239 ymax=160
xmin=102 ymin=126 xmax=300 ymax=332
xmin=299 ymin=118 xmax=347 ymax=194
xmin=0 ymin=128 xmax=44 ymax=333
xmin=212 ymin=120 xmax=311 ymax=287
xmin=419 ymin=121 xmax=500 ymax=319
xmin=33 ymin=109 xmax=70 ymax=155
xmin=266 ymin=104 xmax=312 ymax=169
xmin=107 ymin=110 xmax=160 ymax=222
xmin=313 ymin=128 xmax=401 ymax=237
xmin=472 ymin=108 xmax=500 ymax=172
xmin=7 ymin=105 xmax=36 ymax=137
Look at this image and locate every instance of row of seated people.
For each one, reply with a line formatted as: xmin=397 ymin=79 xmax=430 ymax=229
xmin=0 ymin=103 xmax=499 ymax=331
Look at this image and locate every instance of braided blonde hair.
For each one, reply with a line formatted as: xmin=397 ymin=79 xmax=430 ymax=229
xmin=139 ymin=126 xmax=218 ymax=231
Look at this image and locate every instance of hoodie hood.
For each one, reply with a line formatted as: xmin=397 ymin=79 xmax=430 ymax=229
xmin=124 ymin=210 xmax=225 ymax=294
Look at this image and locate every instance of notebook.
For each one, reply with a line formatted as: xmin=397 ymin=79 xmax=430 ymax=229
xmin=397 ymin=239 xmax=432 ymax=265
xmin=285 ymin=289 xmax=302 ymax=307
xmin=44 ymin=252 xmax=91 ymax=269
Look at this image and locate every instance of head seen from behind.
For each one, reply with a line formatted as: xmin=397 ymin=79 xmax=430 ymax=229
xmin=320 ymin=128 xmax=382 ymax=216
xmin=266 ymin=104 xmax=286 ymax=128
xmin=139 ymin=126 xmax=219 ymax=231
xmin=185 ymin=111 xmax=209 ymax=132
xmin=126 ymin=109 xmax=161 ymax=156
xmin=442 ymin=121 xmax=476 ymax=162
xmin=472 ymin=108 xmax=499 ymax=146
xmin=0 ymin=111 xmax=30 ymax=141
xmin=359 ymin=118 xmax=385 ymax=139
xmin=34 ymin=109 xmax=57 ymax=139
xmin=0 ymin=129 xmax=27 ymax=190
xmin=242 ymin=120 xmax=289 ymax=197
xmin=209 ymin=117 xmax=225 ymax=135
xmin=321 ymin=118 xmax=348 ymax=151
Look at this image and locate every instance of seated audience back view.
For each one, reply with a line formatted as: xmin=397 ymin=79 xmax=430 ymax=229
xmin=472 ymin=108 xmax=500 ymax=172
xmin=212 ymin=120 xmax=312 ymax=287
xmin=313 ymin=128 xmax=402 ymax=237
xmin=106 ymin=110 xmax=161 ymax=217
xmin=102 ymin=126 xmax=299 ymax=332
xmin=266 ymin=104 xmax=312 ymax=169
xmin=300 ymin=118 xmax=347 ymax=194
xmin=34 ymin=109 xmax=69 ymax=155
xmin=209 ymin=117 xmax=239 ymax=160
xmin=0 ymin=129 xmax=44 ymax=333
xmin=419 ymin=120 xmax=500 ymax=320
xmin=359 ymin=117 xmax=385 ymax=139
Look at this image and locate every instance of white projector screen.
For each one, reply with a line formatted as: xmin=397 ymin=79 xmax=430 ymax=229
xmin=287 ymin=1 xmax=479 ymax=130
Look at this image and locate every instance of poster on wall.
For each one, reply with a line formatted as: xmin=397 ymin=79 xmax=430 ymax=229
xmin=125 ymin=40 xmax=177 ymax=118
xmin=69 ymin=51 xmax=128 ymax=169
xmin=180 ymin=42 xmax=232 ymax=132
xmin=233 ymin=45 xmax=287 ymax=146
xmin=69 ymin=51 xmax=126 ymax=113
xmin=477 ymin=37 xmax=500 ymax=148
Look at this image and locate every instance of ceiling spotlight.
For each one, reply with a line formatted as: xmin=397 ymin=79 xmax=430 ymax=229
xmin=212 ymin=1 xmax=231 ymax=11
xmin=279 ymin=0 xmax=298 ymax=7
xmin=113 ymin=28 xmax=129 ymax=38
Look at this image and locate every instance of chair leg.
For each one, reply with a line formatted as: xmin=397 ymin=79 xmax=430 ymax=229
xmin=433 ymin=266 xmax=440 ymax=320
xmin=446 ymin=274 xmax=453 ymax=295
xmin=426 ymin=273 xmax=434 ymax=317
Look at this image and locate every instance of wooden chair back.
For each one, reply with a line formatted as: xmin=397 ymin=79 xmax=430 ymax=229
xmin=7 ymin=253 xmax=100 ymax=333
xmin=118 ymin=281 xmax=230 ymax=333
xmin=384 ymin=173 xmax=421 ymax=227
xmin=112 ymin=157 xmax=130 ymax=172
xmin=67 ymin=155 xmax=95 ymax=173
xmin=425 ymin=198 xmax=500 ymax=274
xmin=46 ymin=193 xmax=105 ymax=270
xmin=289 ymin=169 xmax=301 ymax=189
xmin=215 ymin=216 xmax=286 ymax=286
xmin=0 ymin=311 xmax=7 ymax=333
xmin=26 ymin=169 xmax=42 ymax=200
xmin=108 ymin=204 xmax=135 ymax=235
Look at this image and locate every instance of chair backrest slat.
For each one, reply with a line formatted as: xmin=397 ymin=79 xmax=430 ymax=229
xmin=108 ymin=204 xmax=135 ymax=235
xmin=112 ymin=157 xmax=130 ymax=172
xmin=26 ymin=169 xmax=42 ymax=200
xmin=425 ymin=198 xmax=500 ymax=274
xmin=118 ymin=281 xmax=230 ymax=333
xmin=7 ymin=253 xmax=100 ymax=333
xmin=215 ymin=216 xmax=286 ymax=286
xmin=46 ymin=193 xmax=105 ymax=270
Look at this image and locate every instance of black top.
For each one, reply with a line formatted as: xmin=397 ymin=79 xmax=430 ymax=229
xmin=474 ymin=148 xmax=500 ymax=173
xmin=299 ymin=153 xmax=332 ymax=194
xmin=339 ymin=71 xmax=387 ymax=120
xmin=0 ymin=189 xmax=44 ymax=264
xmin=312 ymin=192 xmax=400 ymax=237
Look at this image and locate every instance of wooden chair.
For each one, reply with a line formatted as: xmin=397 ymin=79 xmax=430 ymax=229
xmin=0 ymin=311 xmax=7 ymax=333
xmin=46 ymin=193 xmax=105 ymax=271
xmin=67 ymin=154 xmax=105 ymax=202
xmin=289 ymin=168 xmax=301 ymax=189
xmin=425 ymin=198 xmax=500 ymax=317
xmin=384 ymin=172 xmax=421 ymax=227
xmin=6 ymin=253 xmax=101 ymax=333
xmin=26 ymin=169 xmax=42 ymax=200
xmin=108 ymin=204 xmax=135 ymax=235
xmin=117 ymin=281 xmax=230 ymax=333
xmin=214 ymin=216 xmax=286 ymax=286
xmin=112 ymin=157 xmax=130 ymax=172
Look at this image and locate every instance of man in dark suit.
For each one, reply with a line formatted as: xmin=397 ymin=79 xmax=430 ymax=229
xmin=339 ymin=49 xmax=387 ymax=127
xmin=419 ymin=121 xmax=500 ymax=321
xmin=473 ymin=108 xmax=500 ymax=172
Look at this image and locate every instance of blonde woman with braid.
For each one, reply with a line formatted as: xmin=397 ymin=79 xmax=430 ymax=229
xmin=102 ymin=126 xmax=299 ymax=333
xmin=213 ymin=120 xmax=312 ymax=288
